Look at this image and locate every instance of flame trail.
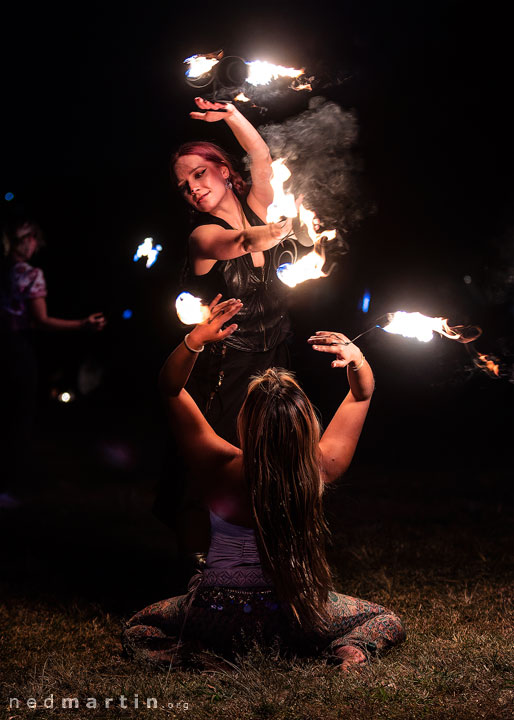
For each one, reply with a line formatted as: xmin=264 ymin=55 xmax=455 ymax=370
xmin=381 ymin=311 xmax=482 ymax=344
xmin=246 ymin=60 xmax=304 ymax=86
xmin=266 ymin=158 xmax=337 ymax=287
xmin=184 ymin=54 xmax=220 ymax=79
xmin=133 ymin=238 xmax=162 ymax=268
xmin=468 ymin=347 xmax=501 ymax=377
xmin=266 ymin=159 xmax=298 ymax=223
xmin=175 ymin=292 xmax=210 ymax=325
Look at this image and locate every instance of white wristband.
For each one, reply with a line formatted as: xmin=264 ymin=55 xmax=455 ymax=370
xmin=184 ymin=333 xmax=204 ymax=353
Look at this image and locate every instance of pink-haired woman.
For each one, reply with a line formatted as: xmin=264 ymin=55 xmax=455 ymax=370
xmin=156 ymin=100 xmax=302 ymax=562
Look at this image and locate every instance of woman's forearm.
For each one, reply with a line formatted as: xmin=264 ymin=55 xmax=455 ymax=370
xmin=158 ymin=330 xmax=203 ymax=398
xmin=346 ymin=353 xmax=375 ymax=401
xmin=241 ymin=221 xmax=287 ymax=253
xmin=225 ymin=110 xmax=270 ymax=160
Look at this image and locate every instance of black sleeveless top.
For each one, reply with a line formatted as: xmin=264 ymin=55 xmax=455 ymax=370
xmin=183 ymin=196 xmax=292 ymax=353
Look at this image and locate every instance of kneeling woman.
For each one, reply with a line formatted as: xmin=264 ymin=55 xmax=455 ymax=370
xmin=124 ymin=298 xmax=405 ymax=670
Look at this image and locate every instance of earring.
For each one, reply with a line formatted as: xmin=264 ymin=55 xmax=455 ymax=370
xmin=225 ymin=178 xmax=233 ymax=190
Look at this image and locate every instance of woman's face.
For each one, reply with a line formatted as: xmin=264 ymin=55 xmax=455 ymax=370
xmin=174 ymin=154 xmax=229 ymax=213
xmin=14 ymin=223 xmax=38 ymax=261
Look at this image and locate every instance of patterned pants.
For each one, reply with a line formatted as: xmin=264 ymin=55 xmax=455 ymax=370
xmin=123 ymin=581 xmax=405 ymax=666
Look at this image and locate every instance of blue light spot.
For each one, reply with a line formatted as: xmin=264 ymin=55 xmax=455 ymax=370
xmin=122 ymin=309 xmax=133 ymax=320
xmin=4 ymin=192 xmax=14 ymax=202
xmin=361 ymin=291 xmax=371 ymax=313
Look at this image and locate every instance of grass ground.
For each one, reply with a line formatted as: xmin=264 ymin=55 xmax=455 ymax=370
xmin=1 ymin=436 xmax=513 ymax=719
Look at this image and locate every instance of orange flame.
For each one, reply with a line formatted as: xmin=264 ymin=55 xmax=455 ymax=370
xmin=246 ymin=60 xmax=304 ymax=86
xmin=382 ymin=311 xmax=482 ymax=343
xmin=475 ymin=352 xmax=500 ymax=377
xmin=233 ymin=92 xmax=251 ymax=102
xmin=267 ymin=158 xmax=337 ymax=287
xmin=175 ymin=292 xmax=210 ymax=325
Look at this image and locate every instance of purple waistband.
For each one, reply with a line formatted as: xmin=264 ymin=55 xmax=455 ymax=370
xmin=198 ymin=566 xmax=273 ymax=588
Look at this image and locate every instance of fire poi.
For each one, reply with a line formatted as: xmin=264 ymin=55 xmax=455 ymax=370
xmin=175 ymin=292 xmax=210 ymax=325
xmin=133 ymin=238 xmax=162 ymax=269
xmin=266 ymin=159 xmax=337 ymax=288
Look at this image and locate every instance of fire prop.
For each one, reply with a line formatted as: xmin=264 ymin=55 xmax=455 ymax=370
xmin=183 ymin=51 xmax=310 ymax=97
xmin=133 ymin=238 xmax=162 ymax=269
xmin=245 ymin=60 xmax=304 ymax=86
xmin=381 ymin=311 xmax=481 ymax=344
xmin=266 ymin=158 xmax=337 ymax=288
xmin=184 ymin=54 xmax=220 ymax=80
xmin=175 ymin=292 xmax=210 ymax=325
xmin=335 ymin=311 xmax=483 ymax=347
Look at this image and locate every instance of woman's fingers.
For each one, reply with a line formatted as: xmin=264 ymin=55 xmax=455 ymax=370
xmin=218 ymin=323 xmax=238 ymax=340
xmin=308 ymin=331 xmax=351 ymax=345
xmin=331 ymin=359 xmax=351 ymax=369
xmin=310 ymin=343 xmax=343 ymax=355
xmin=211 ymin=300 xmax=243 ymax=327
xmin=208 ymin=293 xmax=223 ymax=311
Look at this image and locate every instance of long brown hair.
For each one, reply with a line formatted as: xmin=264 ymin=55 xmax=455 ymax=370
xmin=238 ymin=368 xmax=333 ymax=631
xmin=171 ymin=141 xmax=249 ymax=197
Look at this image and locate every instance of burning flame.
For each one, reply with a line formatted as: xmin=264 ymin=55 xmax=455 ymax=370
xmin=133 ymin=238 xmax=162 ymax=268
xmin=246 ymin=60 xmax=304 ymax=86
xmin=184 ymin=54 xmax=219 ymax=79
xmin=277 ymin=250 xmax=326 ymax=288
xmin=266 ymin=159 xmax=298 ymax=223
xmin=382 ymin=311 xmax=481 ymax=343
xmin=234 ymin=92 xmax=251 ymax=102
xmin=475 ymin=352 xmax=500 ymax=377
xmin=291 ymin=81 xmax=313 ymax=92
xmin=267 ymin=158 xmax=337 ymax=287
xmin=175 ymin=292 xmax=210 ymax=325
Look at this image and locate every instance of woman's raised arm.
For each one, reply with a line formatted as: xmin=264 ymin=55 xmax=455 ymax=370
xmin=159 ymin=296 xmax=243 ymax=470
xmin=190 ymin=98 xmax=273 ymax=211
xmin=308 ymin=331 xmax=375 ymax=484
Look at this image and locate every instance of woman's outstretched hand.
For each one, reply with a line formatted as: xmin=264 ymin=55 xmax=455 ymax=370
xmin=308 ymin=331 xmax=363 ymax=369
xmin=188 ymin=295 xmax=242 ymax=348
xmin=190 ymin=97 xmax=236 ymax=122
xmin=83 ymin=312 xmax=107 ymax=331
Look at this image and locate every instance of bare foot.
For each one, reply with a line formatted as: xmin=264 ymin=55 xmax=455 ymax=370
xmin=334 ymin=645 xmax=367 ymax=672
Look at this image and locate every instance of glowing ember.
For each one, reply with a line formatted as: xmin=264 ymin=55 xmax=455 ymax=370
xmin=133 ymin=238 xmax=162 ymax=268
xmin=291 ymin=80 xmax=313 ymax=92
xmin=246 ymin=60 xmax=304 ymax=86
xmin=184 ymin=54 xmax=219 ymax=79
xmin=58 ymin=391 xmax=74 ymax=403
xmin=266 ymin=159 xmax=298 ymax=223
xmin=277 ymin=249 xmax=326 ymax=288
xmin=475 ymin=352 xmax=500 ymax=377
xmin=382 ymin=311 xmax=481 ymax=343
xmin=234 ymin=92 xmax=251 ymax=102
xmin=175 ymin=292 xmax=210 ymax=325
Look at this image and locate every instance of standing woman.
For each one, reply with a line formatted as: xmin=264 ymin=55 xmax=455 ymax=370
xmin=158 ymin=99 xmax=300 ymax=559
xmin=172 ymin=97 xmax=298 ymax=443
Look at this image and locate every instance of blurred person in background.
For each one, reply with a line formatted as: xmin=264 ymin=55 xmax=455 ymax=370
xmin=0 ymin=217 xmax=106 ymax=508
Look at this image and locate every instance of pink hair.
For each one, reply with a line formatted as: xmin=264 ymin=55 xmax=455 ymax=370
xmin=171 ymin=141 xmax=248 ymax=197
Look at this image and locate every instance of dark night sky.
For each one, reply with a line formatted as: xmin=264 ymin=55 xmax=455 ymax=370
xmin=1 ymin=0 xmax=512 ymax=476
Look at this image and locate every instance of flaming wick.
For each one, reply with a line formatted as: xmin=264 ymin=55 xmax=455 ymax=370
xmin=335 ymin=311 xmax=482 ymax=346
xmin=133 ymin=238 xmax=162 ymax=268
xmin=175 ymin=292 xmax=210 ymax=325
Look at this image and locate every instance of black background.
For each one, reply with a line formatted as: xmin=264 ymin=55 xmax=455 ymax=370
xmin=1 ymin=0 xmax=512 ymax=491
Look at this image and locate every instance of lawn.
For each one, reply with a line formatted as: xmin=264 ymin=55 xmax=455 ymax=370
xmin=2 ymin=460 xmax=512 ymax=719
